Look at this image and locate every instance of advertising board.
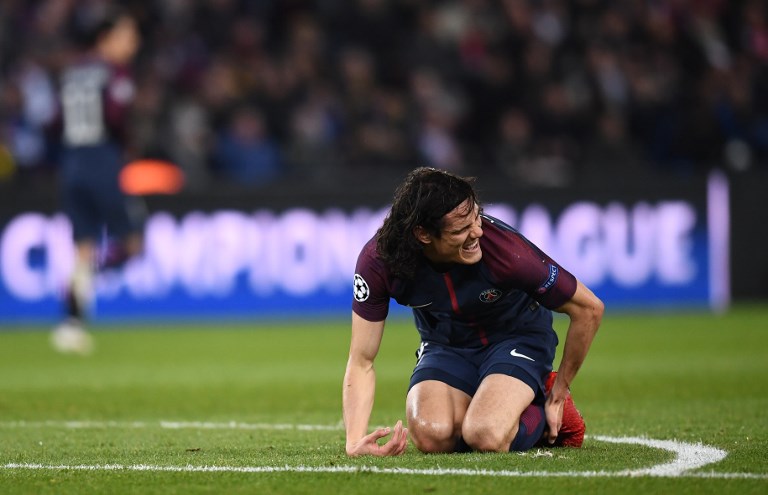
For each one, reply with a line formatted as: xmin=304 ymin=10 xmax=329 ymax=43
xmin=0 ymin=173 xmax=729 ymax=322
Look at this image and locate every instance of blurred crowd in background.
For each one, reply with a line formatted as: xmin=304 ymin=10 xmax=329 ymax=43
xmin=1 ymin=0 xmax=767 ymax=193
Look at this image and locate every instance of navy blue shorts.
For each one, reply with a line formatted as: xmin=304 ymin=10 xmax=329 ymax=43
xmin=409 ymin=326 xmax=558 ymax=404
xmin=60 ymin=145 xmax=144 ymax=242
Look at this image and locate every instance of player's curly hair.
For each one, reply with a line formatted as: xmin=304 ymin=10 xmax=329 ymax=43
xmin=376 ymin=167 xmax=479 ymax=280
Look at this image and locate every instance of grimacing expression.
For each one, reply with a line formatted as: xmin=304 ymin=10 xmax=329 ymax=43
xmin=417 ymin=199 xmax=483 ymax=265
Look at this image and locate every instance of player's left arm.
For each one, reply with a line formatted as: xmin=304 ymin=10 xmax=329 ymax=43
xmin=343 ymin=312 xmax=408 ymax=457
xmin=546 ymin=279 xmax=604 ymax=444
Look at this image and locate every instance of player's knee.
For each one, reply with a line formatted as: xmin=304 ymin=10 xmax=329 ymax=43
xmin=462 ymin=420 xmax=516 ymax=453
xmin=407 ymin=417 xmax=457 ymax=454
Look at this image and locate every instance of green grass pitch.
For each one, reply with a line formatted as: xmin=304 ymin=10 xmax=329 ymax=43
xmin=1 ymin=305 xmax=767 ymax=494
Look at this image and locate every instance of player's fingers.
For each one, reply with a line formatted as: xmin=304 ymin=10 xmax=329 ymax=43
xmin=544 ymin=401 xmax=563 ymax=444
xmin=393 ymin=420 xmax=403 ymax=435
xmin=378 ymin=421 xmax=409 ymax=456
xmin=395 ymin=428 xmax=409 ymax=455
xmin=380 ymin=421 xmax=404 ymax=454
xmin=546 ymin=418 xmax=558 ymax=444
xmin=391 ymin=441 xmax=407 ymax=456
xmin=545 ymin=410 xmax=561 ymax=444
xmin=368 ymin=426 xmax=392 ymax=442
xmin=385 ymin=432 xmax=407 ymax=456
xmin=392 ymin=421 xmax=406 ymax=446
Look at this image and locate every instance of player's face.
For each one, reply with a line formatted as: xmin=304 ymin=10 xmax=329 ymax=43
xmin=420 ymin=200 xmax=483 ymax=265
xmin=102 ymin=16 xmax=140 ymax=64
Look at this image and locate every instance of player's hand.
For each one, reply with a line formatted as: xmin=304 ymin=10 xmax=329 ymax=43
xmin=345 ymin=420 xmax=408 ymax=457
xmin=544 ymin=387 xmax=566 ymax=445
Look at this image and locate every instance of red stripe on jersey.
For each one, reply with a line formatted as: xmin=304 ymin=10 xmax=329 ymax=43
xmin=443 ymin=273 xmax=461 ymax=314
xmin=443 ymin=273 xmax=489 ymax=346
xmin=471 ymin=322 xmax=489 ymax=346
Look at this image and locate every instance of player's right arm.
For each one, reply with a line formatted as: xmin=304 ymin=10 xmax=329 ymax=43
xmin=342 ymin=311 xmax=408 ymax=457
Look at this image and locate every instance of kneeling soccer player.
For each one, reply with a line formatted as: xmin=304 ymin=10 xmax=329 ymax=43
xmin=343 ymin=167 xmax=603 ymax=456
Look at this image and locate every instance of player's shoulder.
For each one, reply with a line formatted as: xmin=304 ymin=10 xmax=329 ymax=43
xmin=478 ymin=213 xmax=536 ymax=274
xmin=480 ymin=213 xmax=522 ymax=246
xmin=356 ymin=234 xmax=403 ymax=286
xmin=481 ymin=213 xmax=517 ymax=232
xmin=356 ymin=235 xmax=388 ymax=273
xmin=357 ymin=235 xmax=380 ymax=262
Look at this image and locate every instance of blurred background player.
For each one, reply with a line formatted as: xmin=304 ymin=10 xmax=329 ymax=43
xmin=50 ymin=7 xmax=145 ymax=354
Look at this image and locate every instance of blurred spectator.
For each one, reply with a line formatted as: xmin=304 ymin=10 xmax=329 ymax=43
xmin=285 ymin=84 xmax=342 ymax=185
xmin=1 ymin=56 xmax=57 ymax=179
xmin=213 ymin=106 xmax=281 ymax=186
xmin=409 ymin=67 xmax=467 ymax=172
xmin=494 ymin=108 xmax=534 ymax=183
xmin=1 ymin=0 xmax=768 ymax=194
xmin=336 ymin=46 xmax=414 ymax=172
xmin=582 ymin=111 xmax=649 ymax=184
xmin=166 ymin=97 xmax=213 ymax=191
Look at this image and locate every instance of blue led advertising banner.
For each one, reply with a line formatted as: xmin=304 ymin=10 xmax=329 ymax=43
xmin=0 ymin=173 xmax=730 ymax=323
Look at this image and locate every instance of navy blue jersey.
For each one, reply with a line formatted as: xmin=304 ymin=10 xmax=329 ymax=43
xmin=55 ymin=56 xmax=142 ymax=242
xmin=58 ymin=56 xmax=134 ymax=149
xmin=352 ymin=214 xmax=577 ymax=348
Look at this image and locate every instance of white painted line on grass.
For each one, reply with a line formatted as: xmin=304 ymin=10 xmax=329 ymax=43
xmin=0 ymin=420 xmax=343 ymax=431
xmin=159 ymin=421 xmax=343 ymax=431
xmin=2 ymin=421 xmax=766 ymax=479
xmin=2 ymin=462 xmax=766 ymax=479
xmin=592 ymin=435 xmax=728 ymax=477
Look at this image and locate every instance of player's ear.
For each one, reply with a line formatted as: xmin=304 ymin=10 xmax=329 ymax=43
xmin=413 ymin=226 xmax=432 ymax=245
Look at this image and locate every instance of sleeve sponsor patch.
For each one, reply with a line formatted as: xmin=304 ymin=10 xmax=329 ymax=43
xmin=537 ymin=264 xmax=559 ymax=294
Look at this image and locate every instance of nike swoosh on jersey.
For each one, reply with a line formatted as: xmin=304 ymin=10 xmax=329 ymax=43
xmin=510 ymin=348 xmax=535 ymax=362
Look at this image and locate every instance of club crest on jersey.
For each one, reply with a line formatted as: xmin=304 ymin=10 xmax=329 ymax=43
xmin=479 ymin=288 xmax=503 ymax=303
xmin=353 ymin=274 xmax=370 ymax=302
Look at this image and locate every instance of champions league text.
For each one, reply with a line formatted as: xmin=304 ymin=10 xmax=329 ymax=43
xmin=0 ymin=181 xmax=728 ymax=321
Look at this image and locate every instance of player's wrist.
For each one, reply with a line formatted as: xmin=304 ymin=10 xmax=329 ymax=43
xmin=345 ymin=439 xmax=364 ymax=456
xmin=546 ymin=383 xmax=569 ymax=403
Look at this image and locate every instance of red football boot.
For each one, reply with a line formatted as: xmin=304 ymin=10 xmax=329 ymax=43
xmin=544 ymin=371 xmax=586 ymax=447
